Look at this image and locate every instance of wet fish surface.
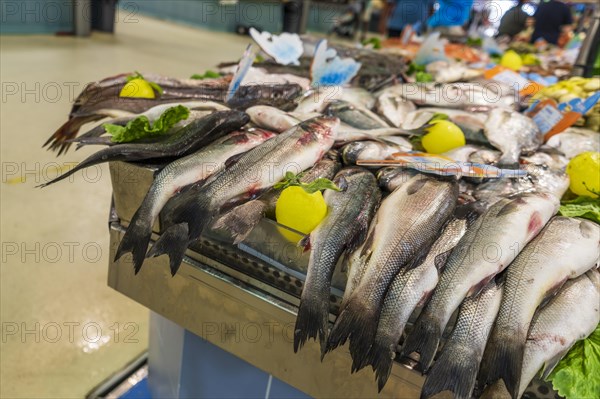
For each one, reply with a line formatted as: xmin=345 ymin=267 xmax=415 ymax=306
xmin=294 ymin=168 xmax=381 ymax=354
xmin=326 ymin=175 xmax=458 ymax=365
xmin=400 ymin=192 xmax=559 ymax=371
xmin=478 ymin=216 xmax=600 ymax=398
xmin=421 ymin=278 xmax=504 ymax=399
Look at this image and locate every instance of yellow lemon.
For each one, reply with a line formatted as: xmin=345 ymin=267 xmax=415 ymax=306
xmin=566 ymin=151 xmax=600 ymax=198
xmin=276 ymin=186 xmax=328 ymax=242
xmin=500 ymin=50 xmax=523 ymax=71
xmin=120 ymin=78 xmax=156 ymax=98
xmin=422 ymin=120 xmax=466 ymax=154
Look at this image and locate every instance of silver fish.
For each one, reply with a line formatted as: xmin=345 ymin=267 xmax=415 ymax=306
xmin=138 ymin=116 xmax=340 ymax=275
xmin=326 ymin=100 xmax=390 ymax=130
xmin=516 ymin=270 xmax=600 ymax=398
xmin=294 ymin=86 xmax=343 ymax=114
xmin=341 ymin=139 xmax=411 ymax=166
xmin=442 ymin=145 xmax=500 ymax=164
xmin=401 ymin=192 xmax=559 ymax=371
xmin=344 ymin=87 xmax=376 ymax=109
xmin=326 ymin=175 xmax=458 ymax=365
xmin=384 ymin=83 xmax=516 ymax=110
xmin=545 ymin=127 xmax=600 ymax=160
xmin=246 ymin=105 xmax=300 ymax=133
xmin=484 ymin=108 xmax=542 ymax=166
xmin=425 ymin=60 xmax=483 ymax=83
xmin=478 ymin=216 xmax=600 ymax=398
xmin=375 ymin=91 xmax=416 ymax=128
xmin=366 ymin=203 xmax=483 ymax=390
xmin=376 ymin=167 xmax=418 ymax=192
xmin=421 ymin=279 xmax=504 ymax=399
xmin=115 ymin=129 xmax=276 ymax=270
xmin=294 ymin=168 xmax=381 ymax=354
xmin=213 ymin=157 xmax=341 ymax=244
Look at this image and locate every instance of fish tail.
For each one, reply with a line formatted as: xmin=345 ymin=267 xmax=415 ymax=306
xmin=478 ymin=336 xmax=524 ymax=399
xmin=421 ymin=343 xmax=480 ymax=399
xmin=114 ymin=206 xmax=154 ymax=274
xmin=326 ymin=298 xmax=379 ymax=363
xmin=212 ymin=200 xmax=266 ymax=244
xmin=370 ymin=336 xmax=398 ymax=392
xmin=44 ymin=115 xmax=103 ymax=155
xmin=36 ymin=147 xmax=119 ymax=188
xmin=399 ymin=312 xmax=442 ymax=372
xmin=146 ymin=223 xmax=190 ymax=276
xmin=293 ymin=291 xmax=330 ymax=355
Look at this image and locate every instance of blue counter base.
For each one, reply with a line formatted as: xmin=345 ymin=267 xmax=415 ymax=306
xmin=148 ymin=312 xmax=310 ymax=399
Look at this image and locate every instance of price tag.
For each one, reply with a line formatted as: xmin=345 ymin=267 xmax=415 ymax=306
xmin=533 ymin=105 xmax=565 ymax=134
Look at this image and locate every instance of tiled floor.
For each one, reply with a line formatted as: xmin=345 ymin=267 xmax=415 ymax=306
xmin=0 ymin=15 xmax=250 ymax=398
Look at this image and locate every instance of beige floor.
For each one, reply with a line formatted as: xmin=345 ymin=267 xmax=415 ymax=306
xmin=1 ymin=15 xmax=250 ymax=398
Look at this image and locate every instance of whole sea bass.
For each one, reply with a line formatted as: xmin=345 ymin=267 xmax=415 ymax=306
xmin=294 ymin=168 xmax=381 ymax=355
xmin=421 ymin=279 xmax=504 ymax=399
xmin=143 ymin=116 xmax=340 ymax=275
xmin=478 ymin=216 xmax=600 ymax=398
xmin=401 ymin=192 xmax=559 ymax=371
xmin=326 ymin=175 xmax=458 ymax=364
xmin=114 ymin=129 xmax=277 ymax=272
xmin=213 ymin=156 xmax=341 ymax=244
xmin=365 ymin=203 xmax=484 ymax=390
xmin=38 ymin=111 xmax=250 ymax=187
xmin=516 ymin=270 xmax=600 ymax=398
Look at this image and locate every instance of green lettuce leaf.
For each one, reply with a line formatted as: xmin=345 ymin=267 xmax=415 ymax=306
xmin=547 ymin=324 xmax=600 ymax=399
xmin=104 ymin=105 xmax=190 ymax=143
xmin=558 ymin=196 xmax=600 ymax=224
xmin=190 ymin=70 xmax=221 ymax=80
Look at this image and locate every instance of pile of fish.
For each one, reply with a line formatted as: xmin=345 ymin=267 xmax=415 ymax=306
xmin=42 ymin=56 xmax=599 ymax=399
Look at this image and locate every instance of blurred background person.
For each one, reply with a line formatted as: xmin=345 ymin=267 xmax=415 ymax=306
xmin=428 ymin=0 xmax=475 ymax=35
xmin=497 ymin=0 xmax=529 ymax=38
xmin=531 ymin=0 xmax=573 ymax=45
xmin=379 ymin=0 xmax=433 ymax=37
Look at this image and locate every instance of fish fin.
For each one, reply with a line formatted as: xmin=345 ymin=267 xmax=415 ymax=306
xmin=334 ymin=176 xmax=349 ymax=192
xmin=400 ymin=311 xmax=442 ymax=372
xmin=212 ymin=200 xmax=266 ymax=245
xmin=146 ymin=223 xmax=190 ymax=276
xmin=370 ymin=335 xmax=399 ymax=392
xmin=540 ymin=348 xmax=570 ymax=380
xmin=539 ymin=277 xmax=568 ymax=309
xmin=293 ymin=287 xmax=330 ymax=355
xmin=421 ymin=343 xmax=480 ymax=399
xmin=496 ymin=197 xmax=527 ymax=217
xmin=406 ymin=177 xmax=428 ymax=195
xmin=298 ymin=235 xmax=311 ymax=252
xmin=114 ymin=205 xmax=154 ymax=274
xmin=433 ymin=249 xmax=453 ymax=272
xmin=467 ymin=275 xmax=496 ymax=297
xmin=477 ymin=336 xmax=524 ymax=399
xmin=44 ymin=114 xmax=104 ymax=155
xmin=224 ymin=152 xmax=246 ymax=169
xmin=360 ymin=227 xmax=376 ymax=258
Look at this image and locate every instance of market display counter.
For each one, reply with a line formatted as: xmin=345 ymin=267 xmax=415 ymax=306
xmin=107 ymin=161 xmax=424 ymax=398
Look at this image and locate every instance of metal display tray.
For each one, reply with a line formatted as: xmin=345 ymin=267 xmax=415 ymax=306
xmin=107 ymin=161 xmax=424 ymax=398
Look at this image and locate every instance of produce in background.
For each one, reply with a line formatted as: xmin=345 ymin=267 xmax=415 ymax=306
xmin=500 ymin=50 xmax=523 ymax=71
xmin=566 ymin=151 xmax=600 ymax=198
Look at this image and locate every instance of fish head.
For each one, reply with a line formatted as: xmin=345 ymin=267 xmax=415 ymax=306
xmin=243 ymin=128 xmax=278 ymax=143
xmin=301 ymin=116 xmax=340 ymax=142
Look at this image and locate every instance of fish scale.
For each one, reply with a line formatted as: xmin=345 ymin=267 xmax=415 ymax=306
xmin=294 ymin=168 xmax=381 ymax=355
xmin=400 ymin=192 xmax=560 ymax=372
xmin=478 ymin=216 xmax=600 ymax=398
xmin=326 ymin=175 xmax=458 ymax=365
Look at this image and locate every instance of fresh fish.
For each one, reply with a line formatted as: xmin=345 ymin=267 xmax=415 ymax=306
xmin=484 ymin=108 xmax=542 ymax=166
xmin=375 ymin=92 xmax=416 ymax=128
xmin=44 ymin=73 xmax=299 ymax=154
xmin=213 ymin=156 xmax=341 ymax=244
xmin=478 ymin=216 xmax=600 ymax=398
xmin=335 ymin=126 xmax=407 ymax=144
xmin=145 ymin=116 xmax=340 ymax=275
xmin=516 ymin=270 xmax=600 ymax=398
xmin=326 ymin=175 xmax=458 ymax=365
xmin=326 ymin=100 xmax=390 ymax=130
xmin=376 ymin=167 xmax=418 ymax=192
xmin=294 ymin=86 xmax=343 ymax=114
xmin=294 ymin=168 xmax=381 ymax=354
xmin=341 ymin=139 xmax=411 ymax=166
xmin=421 ymin=279 xmax=504 ymax=399
xmin=218 ymin=66 xmax=311 ymax=90
xmin=344 ymin=87 xmax=376 ymax=109
xmin=38 ymin=110 xmax=250 ymax=188
xmin=401 ymin=108 xmax=490 ymax=146
xmin=442 ymin=145 xmax=500 ymax=164
xmin=521 ymin=151 xmax=569 ymax=171
xmin=425 ymin=60 xmax=483 ymax=83
xmin=384 ymin=83 xmax=517 ymax=110
xmin=400 ymin=192 xmax=559 ymax=371
xmin=366 ymin=203 xmax=483 ymax=390
xmin=246 ymin=105 xmax=300 ymax=132
xmin=115 ymin=129 xmax=276 ymax=271
xmin=545 ymin=127 xmax=600 ymax=159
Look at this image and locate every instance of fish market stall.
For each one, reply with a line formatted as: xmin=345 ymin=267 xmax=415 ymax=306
xmin=42 ymin=29 xmax=600 ymax=399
